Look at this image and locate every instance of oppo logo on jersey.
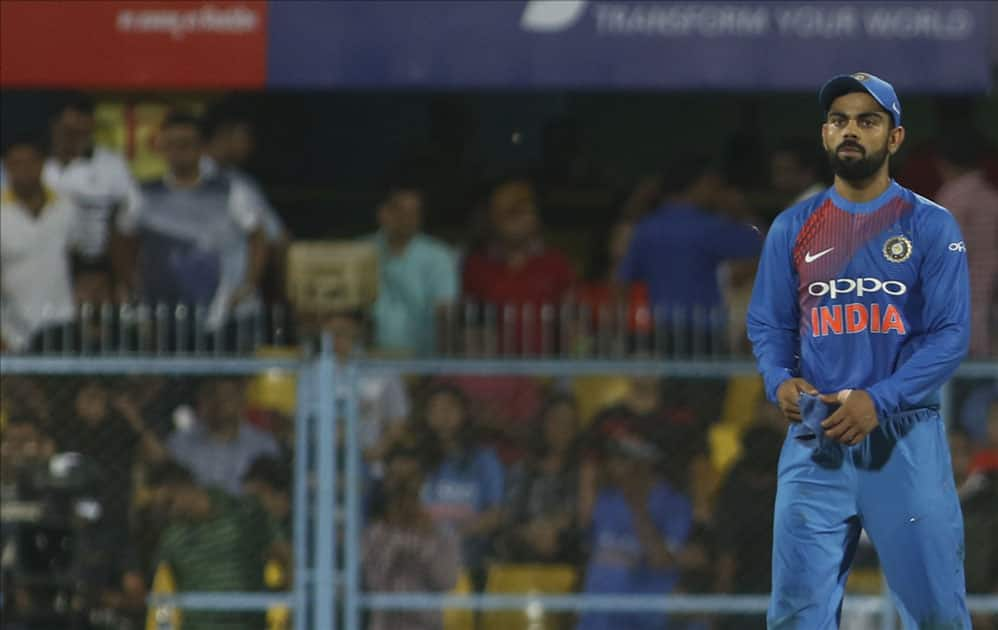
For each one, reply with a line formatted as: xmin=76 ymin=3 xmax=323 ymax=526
xmin=807 ymin=277 xmax=908 ymax=299
xmin=807 ymin=277 xmax=908 ymax=338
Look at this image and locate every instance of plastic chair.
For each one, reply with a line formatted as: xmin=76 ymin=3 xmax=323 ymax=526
xmin=146 ymin=563 xmax=181 ymax=630
xmin=481 ymin=563 xmax=578 ymax=630
xmin=444 ymin=570 xmax=477 ymax=630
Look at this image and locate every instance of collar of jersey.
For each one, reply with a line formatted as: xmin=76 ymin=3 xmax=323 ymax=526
xmin=828 ymin=180 xmax=901 ymax=215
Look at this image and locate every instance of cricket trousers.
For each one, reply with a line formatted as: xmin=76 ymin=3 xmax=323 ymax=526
xmin=768 ymin=408 xmax=971 ymax=630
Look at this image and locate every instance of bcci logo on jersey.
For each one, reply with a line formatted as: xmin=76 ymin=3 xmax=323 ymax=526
xmin=807 ymin=277 xmax=908 ymax=337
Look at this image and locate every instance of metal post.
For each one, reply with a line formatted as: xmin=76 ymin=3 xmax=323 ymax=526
xmin=315 ymin=334 xmax=338 ymax=630
xmin=343 ymin=363 xmax=361 ymax=630
xmin=294 ymin=363 xmax=314 ymax=630
xmin=940 ymin=380 xmax=953 ymax=429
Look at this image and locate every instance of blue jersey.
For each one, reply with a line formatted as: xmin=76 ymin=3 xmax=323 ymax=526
xmin=747 ymin=181 xmax=970 ymax=417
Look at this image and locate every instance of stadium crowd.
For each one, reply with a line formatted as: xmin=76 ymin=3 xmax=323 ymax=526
xmin=1 ymin=93 xmax=997 ymax=629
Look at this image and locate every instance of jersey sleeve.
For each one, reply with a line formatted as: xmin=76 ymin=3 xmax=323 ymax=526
xmin=228 ymin=179 xmax=263 ymax=232
xmin=704 ymin=215 xmax=764 ymax=260
xmin=866 ymin=210 xmax=970 ymax=416
xmin=746 ymin=211 xmax=800 ymax=402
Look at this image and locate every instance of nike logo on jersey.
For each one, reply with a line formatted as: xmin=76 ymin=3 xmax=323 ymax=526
xmin=804 ymin=247 xmax=835 ymax=263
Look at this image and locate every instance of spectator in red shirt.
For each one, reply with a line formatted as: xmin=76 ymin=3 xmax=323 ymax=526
xmin=935 ymin=132 xmax=998 ymax=358
xmin=896 ymin=98 xmax=998 ymax=199
xmin=461 ymin=174 xmax=577 ymax=356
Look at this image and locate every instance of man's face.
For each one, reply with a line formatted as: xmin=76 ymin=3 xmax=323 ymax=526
xmin=378 ymin=190 xmax=423 ymax=242
xmin=160 ymin=123 xmax=202 ymax=175
xmin=3 ymin=146 xmax=44 ymax=193
xmin=384 ymin=454 xmax=423 ymax=498
xmin=822 ymin=92 xmax=903 ymax=182
xmin=426 ymin=391 xmax=465 ymax=440
xmin=51 ymin=108 xmax=94 ymax=158
xmin=489 ymin=180 xmax=539 ymax=245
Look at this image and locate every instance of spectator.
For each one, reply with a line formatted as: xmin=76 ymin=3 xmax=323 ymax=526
xmin=498 ymin=394 xmax=583 ymax=564
xmin=46 ymin=378 xmax=167 ymax=525
xmin=1 ymin=134 xmax=79 ymax=352
xmin=417 ymin=384 xmax=504 ymax=585
xmin=443 ymin=371 xmax=544 ymax=465
xmin=167 ymin=377 xmax=280 ymax=495
xmin=936 ymin=132 xmax=998 ymax=358
xmin=617 ymin=154 xmax=762 ymax=333
xmin=113 ymin=112 xmax=267 ymax=333
xmin=364 ymin=439 xmax=460 ymax=630
xmin=201 ymin=105 xmax=290 ymax=304
xmin=576 ymin=430 xmax=693 ymax=630
xmin=367 ymin=178 xmax=458 ymax=357
xmin=584 ymin=377 xmax=715 ymax=524
xmin=323 ymin=308 xmax=409 ymax=463
xmin=712 ymin=424 xmax=784 ymax=629
xmin=769 ymin=138 xmax=827 ymax=206
xmin=577 ymin=219 xmax=652 ymax=353
xmin=0 ymin=416 xmax=54 ymax=500
xmin=43 ymin=94 xmax=139 ymax=278
xmin=147 ymin=460 xmax=284 ymax=630
xmin=896 ymin=97 xmax=998 ymax=199
xmin=951 ymin=428 xmax=998 ymax=630
xmin=462 ymin=174 xmax=577 ymax=355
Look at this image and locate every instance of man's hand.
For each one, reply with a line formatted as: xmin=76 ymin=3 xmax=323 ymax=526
xmin=820 ymin=389 xmax=879 ymax=446
xmin=776 ymin=378 xmax=819 ymax=422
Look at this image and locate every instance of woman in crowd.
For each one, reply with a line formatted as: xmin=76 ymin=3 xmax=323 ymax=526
xmin=416 ymin=383 xmax=505 ymax=586
xmin=498 ymin=394 xmax=583 ymax=565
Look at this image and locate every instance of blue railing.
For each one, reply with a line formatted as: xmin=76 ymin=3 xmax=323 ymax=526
xmin=2 ymin=345 xmax=997 ymax=630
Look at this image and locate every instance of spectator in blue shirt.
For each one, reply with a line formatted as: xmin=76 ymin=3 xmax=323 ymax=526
xmin=617 ymin=154 xmax=762 ymax=327
xmin=417 ymin=383 xmax=504 ymax=585
xmin=167 ymin=377 xmax=280 ymax=496
xmin=113 ymin=112 xmax=267 ymax=335
xmin=368 ymin=178 xmax=458 ymax=357
xmin=577 ymin=429 xmax=693 ymax=630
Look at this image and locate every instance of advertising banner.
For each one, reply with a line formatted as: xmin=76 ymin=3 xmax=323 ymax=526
xmin=0 ymin=1 xmax=267 ymax=88
xmin=1 ymin=1 xmax=991 ymax=91
xmin=267 ymin=0 xmax=992 ymax=91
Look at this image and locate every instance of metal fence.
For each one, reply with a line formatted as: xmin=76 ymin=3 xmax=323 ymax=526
xmin=1 ymin=340 xmax=996 ymax=630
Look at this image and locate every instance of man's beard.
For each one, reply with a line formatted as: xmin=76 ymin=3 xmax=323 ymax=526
xmin=827 ymin=140 xmax=889 ymax=182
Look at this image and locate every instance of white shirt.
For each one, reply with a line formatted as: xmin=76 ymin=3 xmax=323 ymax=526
xmin=43 ymin=147 xmax=138 ymax=259
xmin=334 ymin=368 xmax=410 ymax=451
xmin=1 ymin=190 xmax=79 ymax=350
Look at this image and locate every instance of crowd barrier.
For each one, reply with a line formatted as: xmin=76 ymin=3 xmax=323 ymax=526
xmin=1 ymin=336 xmax=996 ymax=630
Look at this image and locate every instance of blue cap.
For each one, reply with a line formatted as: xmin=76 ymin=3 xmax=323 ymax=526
xmin=818 ymin=72 xmax=901 ymax=128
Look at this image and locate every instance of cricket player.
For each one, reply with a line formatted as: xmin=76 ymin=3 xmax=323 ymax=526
xmin=747 ymin=72 xmax=972 ymax=629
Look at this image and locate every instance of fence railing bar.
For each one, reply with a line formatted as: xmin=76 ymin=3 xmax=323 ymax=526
xmin=358 ymin=593 xmax=998 ymax=614
xmin=147 ymin=592 xmax=293 ymax=611
xmin=0 ymin=356 xmax=303 ymax=374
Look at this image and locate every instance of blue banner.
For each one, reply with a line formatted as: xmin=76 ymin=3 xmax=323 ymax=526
xmin=267 ymin=1 xmax=992 ymax=91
